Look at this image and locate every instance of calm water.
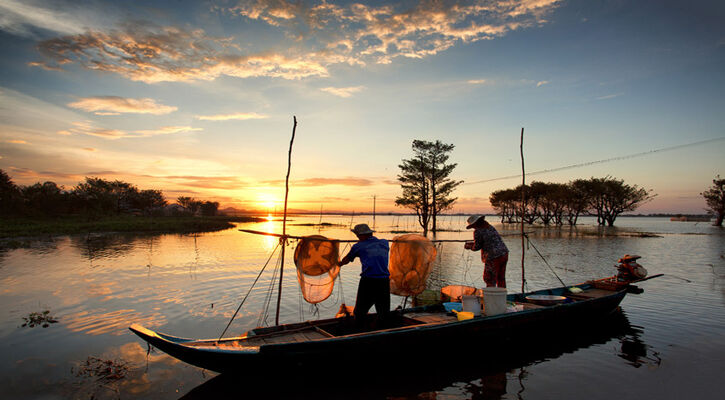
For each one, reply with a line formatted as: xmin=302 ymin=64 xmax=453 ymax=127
xmin=1 ymin=216 xmax=723 ymax=399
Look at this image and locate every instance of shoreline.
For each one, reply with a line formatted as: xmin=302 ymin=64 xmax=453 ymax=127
xmin=0 ymin=215 xmax=266 ymax=241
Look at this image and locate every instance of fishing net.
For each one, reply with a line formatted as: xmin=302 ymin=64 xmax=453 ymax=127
xmin=441 ymin=285 xmax=482 ymax=302
xmin=389 ymin=234 xmax=437 ymax=297
xmin=294 ymin=235 xmax=340 ymax=304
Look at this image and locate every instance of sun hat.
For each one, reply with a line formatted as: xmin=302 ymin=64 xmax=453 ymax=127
xmin=466 ymin=215 xmax=485 ymax=229
xmin=351 ymin=223 xmax=374 ymax=235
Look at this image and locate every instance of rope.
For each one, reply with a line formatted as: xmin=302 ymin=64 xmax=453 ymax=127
xmin=218 ymin=242 xmax=280 ymax=341
xmin=258 ymin=247 xmax=283 ymax=327
xmin=523 ymin=233 xmax=566 ymax=288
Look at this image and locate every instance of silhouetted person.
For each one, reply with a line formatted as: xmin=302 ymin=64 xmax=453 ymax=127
xmin=340 ymin=223 xmax=390 ymax=330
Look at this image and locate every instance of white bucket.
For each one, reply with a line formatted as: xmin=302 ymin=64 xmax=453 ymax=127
xmin=482 ymin=287 xmax=507 ymax=316
xmin=461 ymin=295 xmax=482 ymax=316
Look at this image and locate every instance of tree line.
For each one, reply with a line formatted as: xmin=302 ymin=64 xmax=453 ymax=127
xmin=489 ymin=177 xmax=655 ymax=226
xmin=0 ymin=169 xmax=218 ymax=218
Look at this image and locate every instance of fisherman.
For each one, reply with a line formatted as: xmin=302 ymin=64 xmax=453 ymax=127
xmin=340 ymin=223 xmax=390 ymax=330
xmin=464 ymin=215 xmax=509 ymax=288
xmin=616 ymin=254 xmax=647 ymax=281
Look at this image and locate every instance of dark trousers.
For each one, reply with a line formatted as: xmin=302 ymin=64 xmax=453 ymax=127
xmin=354 ymin=277 xmax=390 ymax=329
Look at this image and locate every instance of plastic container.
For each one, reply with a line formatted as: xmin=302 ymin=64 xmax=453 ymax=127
xmin=482 ymin=287 xmax=507 ymax=316
xmin=452 ymin=310 xmax=474 ymax=321
xmin=443 ymin=302 xmax=463 ymax=313
xmin=461 ymin=295 xmax=482 ymax=316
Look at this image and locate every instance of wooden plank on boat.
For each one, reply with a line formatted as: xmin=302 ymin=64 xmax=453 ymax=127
xmin=407 ymin=312 xmax=457 ymax=324
xmin=300 ymin=329 xmax=328 ymax=341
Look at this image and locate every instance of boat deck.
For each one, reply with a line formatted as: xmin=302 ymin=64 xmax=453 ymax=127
xmin=184 ymin=286 xmax=618 ymax=349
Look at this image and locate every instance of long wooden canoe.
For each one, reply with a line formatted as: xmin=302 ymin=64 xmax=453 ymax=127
xmin=129 ymin=283 xmax=635 ymax=373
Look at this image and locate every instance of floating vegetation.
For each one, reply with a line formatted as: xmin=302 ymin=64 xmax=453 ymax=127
xmin=21 ymin=310 xmax=58 ymax=328
xmin=74 ymin=356 xmax=129 ymax=382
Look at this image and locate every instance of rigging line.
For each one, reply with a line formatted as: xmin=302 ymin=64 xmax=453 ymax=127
xmin=259 ymin=247 xmax=284 ymax=327
xmin=463 ymin=136 xmax=725 ymax=186
xmin=218 ymin=242 xmax=281 ymax=341
xmin=523 ymin=234 xmax=567 ymax=289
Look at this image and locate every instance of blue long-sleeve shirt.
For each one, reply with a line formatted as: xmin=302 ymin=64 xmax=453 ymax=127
xmin=347 ymin=236 xmax=390 ymax=278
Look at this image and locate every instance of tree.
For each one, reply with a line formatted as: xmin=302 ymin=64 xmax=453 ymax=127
xmin=419 ymin=140 xmax=463 ymax=232
xmin=702 ymin=175 xmax=725 ymax=226
xmin=21 ymin=181 xmax=69 ymax=216
xmin=593 ymin=177 xmax=654 ymax=226
xmin=200 ymin=201 xmax=220 ymax=216
xmin=0 ymin=169 xmax=22 ymax=215
xmin=395 ymin=140 xmax=462 ymax=236
xmin=177 ymin=196 xmax=202 ymax=215
xmin=395 ymin=147 xmax=431 ymax=235
xmin=132 ymin=190 xmax=167 ymax=214
xmin=72 ymin=177 xmax=138 ymax=215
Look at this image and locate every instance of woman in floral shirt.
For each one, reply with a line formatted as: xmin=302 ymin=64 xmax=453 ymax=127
xmin=464 ymin=215 xmax=509 ymax=287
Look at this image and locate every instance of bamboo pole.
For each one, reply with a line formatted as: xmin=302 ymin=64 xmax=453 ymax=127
xmin=275 ymin=116 xmax=297 ymax=326
xmin=520 ymin=127 xmax=526 ymax=293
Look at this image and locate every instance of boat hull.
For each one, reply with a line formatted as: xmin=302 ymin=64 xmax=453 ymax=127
xmin=130 ymin=285 xmax=628 ymax=373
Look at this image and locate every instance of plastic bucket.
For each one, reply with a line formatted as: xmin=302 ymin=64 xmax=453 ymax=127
xmin=461 ymin=295 xmax=482 ymax=316
xmin=482 ymin=287 xmax=507 ymax=316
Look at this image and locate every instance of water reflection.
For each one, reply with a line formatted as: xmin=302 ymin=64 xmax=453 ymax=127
xmin=180 ymin=311 xmax=645 ymax=400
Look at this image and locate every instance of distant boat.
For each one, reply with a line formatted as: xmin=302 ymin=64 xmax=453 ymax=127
xmin=129 ymin=281 xmax=643 ymax=373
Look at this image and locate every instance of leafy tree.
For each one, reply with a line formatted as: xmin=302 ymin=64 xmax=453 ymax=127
xmin=395 ymin=140 xmax=462 ymax=236
xmin=21 ymin=181 xmax=69 ymax=216
xmin=395 ymin=146 xmax=431 ymax=235
xmin=0 ymin=169 xmax=22 ymax=215
xmin=73 ymin=178 xmax=138 ymax=215
xmin=132 ymin=190 xmax=167 ymax=214
xmin=702 ymin=175 xmax=725 ymax=226
xmin=590 ymin=177 xmax=654 ymax=226
xmin=177 ymin=196 xmax=202 ymax=215
xmin=564 ymin=179 xmax=591 ymax=225
xmin=200 ymin=201 xmax=220 ymax=216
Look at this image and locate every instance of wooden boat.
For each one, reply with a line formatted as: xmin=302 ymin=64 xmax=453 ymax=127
xmin=129 ymin=282 xmax=637 ymax=373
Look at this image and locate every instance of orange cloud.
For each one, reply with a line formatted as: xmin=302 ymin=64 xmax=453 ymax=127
xmin=32 ymin=2 xmax=561 ymax=83
xmin=262 ymin=177 xmax=374 ymax=186
xmin=6 ymin=139 xmax=28 ymax=144
xmin=58 ymin=121 xmax=202 ymax=139
xmin=195 ymin=112 xmax=268 ymax=121
xmin=67 ymin=96 xmax=177 ymax=115
xmin=34 ymin=24 xmax=329 ymax=83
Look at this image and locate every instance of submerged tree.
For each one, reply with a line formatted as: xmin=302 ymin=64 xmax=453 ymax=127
xmin=396 ymin=145 xmax=431 ymax=235
xmin=702 ymin=175 xmax=725 ymax=226
xmin=395 ymin=140 xmax=462 ymax=236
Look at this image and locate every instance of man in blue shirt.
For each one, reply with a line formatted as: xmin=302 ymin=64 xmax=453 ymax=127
xmin=340 ymin=223 xmax=390 ymax=329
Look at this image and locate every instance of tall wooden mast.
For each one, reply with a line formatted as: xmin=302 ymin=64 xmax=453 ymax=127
xmin=520 ymin=127 xmax=526 ymax=293
xmin=275 ymin=116 xmax=297 ymax=326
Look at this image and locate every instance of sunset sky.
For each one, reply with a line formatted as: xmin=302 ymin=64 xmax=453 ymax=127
xmin=1 ymin=0 xmax=723 ymax=214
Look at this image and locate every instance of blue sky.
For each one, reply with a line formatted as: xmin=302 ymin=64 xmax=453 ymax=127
xmin=1 ymin=0 xmax=723 ymax=213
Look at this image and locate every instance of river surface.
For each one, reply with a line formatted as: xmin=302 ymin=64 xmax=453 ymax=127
xmin=0 ymin=215 xmax=723 ymax=399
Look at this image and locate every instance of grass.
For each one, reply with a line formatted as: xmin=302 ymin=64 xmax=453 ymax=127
xmin=0 ymin=215 xmax=266 ymax=239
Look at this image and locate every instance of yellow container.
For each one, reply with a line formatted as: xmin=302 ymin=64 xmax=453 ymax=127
xmin=452 ymin=310 xmax=474 ymax=321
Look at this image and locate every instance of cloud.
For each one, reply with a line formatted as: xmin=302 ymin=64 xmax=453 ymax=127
xmin=320 ymin=86 xmax=365 ymax=98
xmin=195 ymin=112 xmax=268 ymax=121
xmin=132 ymin=126 xmax=203 ymax=136
xmin=33 ymin=23 xmax=330 ymax=83
xmin=6 ymin=139 xmax=28 ymax=144
xmin=596 ymin=93 xmax=624 ymax=100
xmin=536 ymin=80 xmax=550 ymax=87
xmin=468 ymin=79 xmax=486 ymax=84
xmin=81 ymin=147 xmax=96 ymax=152
xmin=32 ymin=1 xmax=561 ymax=83
xmin=57 ymin=121 xmax=202 ymax=139
xmin=0 ymin=0 xmax=85 ymax=36
xmin=227 ymin=0 xmax=562 ymax=63
xmin=262 ymin=177 xmax=374 ymax=186
xmin=67 ymin=96 xmax=177 ymax=115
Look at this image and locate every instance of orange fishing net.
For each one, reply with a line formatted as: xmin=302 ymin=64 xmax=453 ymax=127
xmin=441 ymin=285 xmax=482 ymax=302
xmin=293 ymin=235 xmax=340 ymax=304
xmin=389 ymin=234 xmax=437 ymax=297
